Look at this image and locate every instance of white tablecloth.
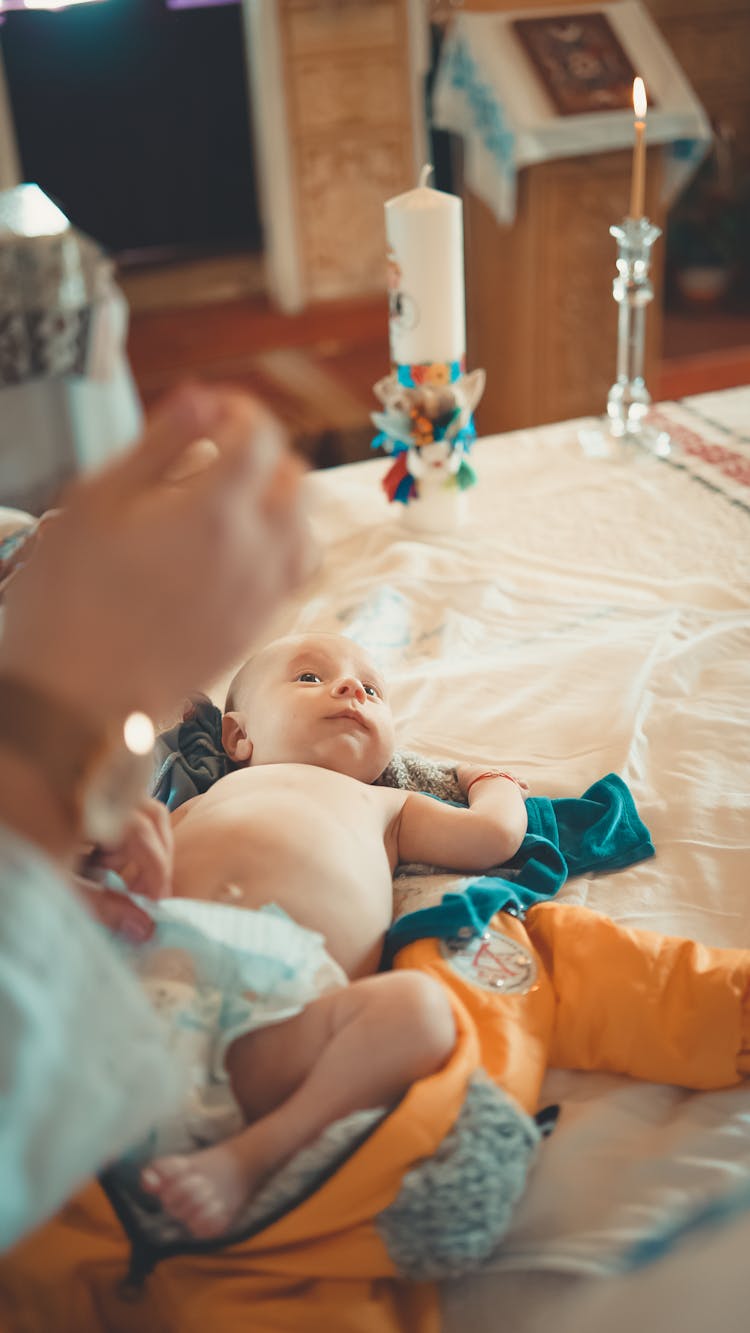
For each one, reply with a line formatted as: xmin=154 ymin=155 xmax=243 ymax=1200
xmin=244 ymin=384 xmax=750 ymax=1330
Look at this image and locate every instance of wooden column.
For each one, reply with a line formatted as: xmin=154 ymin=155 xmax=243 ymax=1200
xmin=244 ymin=0 xmax=423 ymax=312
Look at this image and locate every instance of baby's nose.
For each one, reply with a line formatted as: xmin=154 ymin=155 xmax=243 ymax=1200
xmin=332 ymin=675 xmax=366 ymax=702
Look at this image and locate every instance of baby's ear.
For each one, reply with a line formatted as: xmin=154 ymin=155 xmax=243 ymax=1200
xmin=222 ymin=712 xmax=253 ymax=764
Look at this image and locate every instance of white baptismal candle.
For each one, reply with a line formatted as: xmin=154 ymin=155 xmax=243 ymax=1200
xmin=385 ymin=165 xmax=466 ymax=374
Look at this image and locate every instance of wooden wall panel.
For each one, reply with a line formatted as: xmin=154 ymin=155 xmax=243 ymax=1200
xmin=277 ymin=0 xmax=416 ymax=304
xmin=650 ymin=5 xmax=750 ymax=169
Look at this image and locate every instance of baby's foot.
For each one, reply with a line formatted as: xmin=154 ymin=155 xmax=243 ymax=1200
xmin=141 ymin=1142 xmax=255 ymax=1239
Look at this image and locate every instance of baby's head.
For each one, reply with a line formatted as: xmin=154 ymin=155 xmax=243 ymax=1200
xmin=222 ymin=633 xmax=396 ymax=784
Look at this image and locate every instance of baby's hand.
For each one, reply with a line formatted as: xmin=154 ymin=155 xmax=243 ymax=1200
xmin=94 ymin=797 xmax=174 ymax=900
xmin=456 ymin=764 xmax=530 ymax=801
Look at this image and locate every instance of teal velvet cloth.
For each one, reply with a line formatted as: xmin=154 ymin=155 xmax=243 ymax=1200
xmin=385 ymin=774 xmax=654 ymax=959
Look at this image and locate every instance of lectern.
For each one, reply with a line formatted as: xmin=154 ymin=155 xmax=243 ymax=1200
xmin=431 ymin=3 xmax=710 ymax=436
xmin=465 ymin=147 xmax=665 ymax=435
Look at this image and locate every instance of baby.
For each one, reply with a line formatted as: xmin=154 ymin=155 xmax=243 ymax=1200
xmin=136 ymin=631 xmax=529 ymax=1239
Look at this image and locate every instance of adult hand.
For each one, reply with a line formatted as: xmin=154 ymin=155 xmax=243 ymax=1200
xmin=93 ymin=796 xmax=174 ymax=901
xmin=72 ymin=796 xmax=173 ymax=942
xmin=0 ymin=383 xmax=310 ymax=725
xmin=72 ymin=876 xmax=156 ymax=944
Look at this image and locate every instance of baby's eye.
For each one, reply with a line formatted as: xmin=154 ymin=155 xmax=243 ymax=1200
xmin=296 ymin=671 xmax=322 ymax=684
xmin=363 ymin=683 xmax=379 ymax=698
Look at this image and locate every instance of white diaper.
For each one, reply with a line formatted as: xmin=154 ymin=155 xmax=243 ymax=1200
xmin=117 ymin=899 xmax=347 ymax=1162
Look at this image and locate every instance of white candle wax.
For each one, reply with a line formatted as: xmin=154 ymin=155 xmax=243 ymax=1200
xmin=385 ymin=169 xmax=466 ymax=370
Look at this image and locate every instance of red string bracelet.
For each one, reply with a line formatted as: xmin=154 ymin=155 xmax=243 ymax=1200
xmin=465 ymin=770 xmax=524 ymax=798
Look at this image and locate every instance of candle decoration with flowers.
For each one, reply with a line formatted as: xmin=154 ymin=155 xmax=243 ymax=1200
xmin=372 ymin=365 xmax=484 ymax=505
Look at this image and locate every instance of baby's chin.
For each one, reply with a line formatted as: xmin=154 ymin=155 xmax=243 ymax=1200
xmin=308 ymin=738 xmax=392 ymax=785
xmin=316 ymin=755 xmax=388 ymax=785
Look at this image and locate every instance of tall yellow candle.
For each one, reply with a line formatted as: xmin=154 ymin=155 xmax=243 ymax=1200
xmin=629 ymin=77 xmax=648 ymax=219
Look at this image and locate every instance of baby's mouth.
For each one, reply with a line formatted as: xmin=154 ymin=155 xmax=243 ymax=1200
xmin=326 ymin=710 xmax=368 ymax=731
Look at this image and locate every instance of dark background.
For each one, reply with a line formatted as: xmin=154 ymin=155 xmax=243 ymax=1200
xmin=1 ymin=0 xmax=262 ymax=257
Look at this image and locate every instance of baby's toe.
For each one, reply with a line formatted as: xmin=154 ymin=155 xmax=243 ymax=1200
xmin=140 ymin=1150 xmax=243 ymax=1238
xmin=187 ymin=1198 xmax=230 ymax=1239
xmin=160 ymin=1170 xmax=209 ymax=1214
xmin=141 ymin=1156 xmax=189 ymax=1194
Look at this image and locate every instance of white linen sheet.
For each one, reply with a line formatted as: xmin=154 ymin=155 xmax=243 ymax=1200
xmin=224 ymin=390 xmax=750 ymax=1326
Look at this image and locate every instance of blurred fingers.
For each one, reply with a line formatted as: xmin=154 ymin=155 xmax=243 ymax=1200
xmin=259 ymin=450 xmax=307 ymax=518
xmin=163 ymin=436 xmax=220 ymax=485
xmin=99 ymin=801 xmax=173 ymax=900
xmin=186 ymin=397 xmax=310 ymax=594
xmin=73 ymin=880 xmax=155 ymax=943
xmin=205 ymin=395 xmax=288 ymax=497
xmin=102 ymin=383 xmax=226 ymax=498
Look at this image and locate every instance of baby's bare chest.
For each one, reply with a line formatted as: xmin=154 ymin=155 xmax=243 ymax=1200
xmin=172 ymin=769 xmax=400 ymax=917
xmin=172 ymin=775 xmax=398 ymax=977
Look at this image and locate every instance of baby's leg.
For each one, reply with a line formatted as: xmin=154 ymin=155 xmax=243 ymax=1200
xmin=141 ymin=969 xmax=455 ymax=1238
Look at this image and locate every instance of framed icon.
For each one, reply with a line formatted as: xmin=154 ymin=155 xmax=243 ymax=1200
xmin=513 ymin=12 xmax=647 ymax=116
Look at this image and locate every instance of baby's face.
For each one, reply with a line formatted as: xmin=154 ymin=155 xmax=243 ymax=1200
xmin=235 ymin=634 xmax=396 ymax=783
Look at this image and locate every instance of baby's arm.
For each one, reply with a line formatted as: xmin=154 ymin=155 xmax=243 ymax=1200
xmin=395 ymin=768 xmax=528 ymax=871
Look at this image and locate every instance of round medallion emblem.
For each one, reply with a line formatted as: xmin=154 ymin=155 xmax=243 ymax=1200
xmin=440 ymin=926 xmax=537 ymax=995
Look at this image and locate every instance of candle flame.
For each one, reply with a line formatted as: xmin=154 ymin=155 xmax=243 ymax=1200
xmin=633 ymin=77 xmax=647 ymax=121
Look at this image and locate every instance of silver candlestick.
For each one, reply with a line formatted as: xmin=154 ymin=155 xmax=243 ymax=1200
xmin=581 ymin=216 xmax=670 ymax=459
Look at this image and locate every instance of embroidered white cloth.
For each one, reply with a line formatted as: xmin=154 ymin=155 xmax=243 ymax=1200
xmin=432 ymin=1 xmax=712 ymax=225
xmin=0 ymin=827 xmax=185 ymax=1249
xmin=0 ymin=185 xmax=142 ymax=512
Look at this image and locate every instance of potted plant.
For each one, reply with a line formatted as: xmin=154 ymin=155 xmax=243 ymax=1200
xmin=667 ymin=127 xmax=748 ymax=309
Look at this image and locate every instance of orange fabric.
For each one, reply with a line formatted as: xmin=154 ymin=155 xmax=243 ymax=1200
xmin=2 ymin=903 xmax=748 ymax=1333
xmin=0 ymin=990 xmax=478 ymax=1333
xmin=394 ymin=923 xmax=556 ymax=1114
xmin=396 ymin=903 xmax=750 ymax=1111
xmin=0 ymin=1189 xmax=436 ymax=1333
xmin=527 ymin=902 xmax=750 ymax=1090
xmin=736 ymin=979 xmax=750 ymax=1076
